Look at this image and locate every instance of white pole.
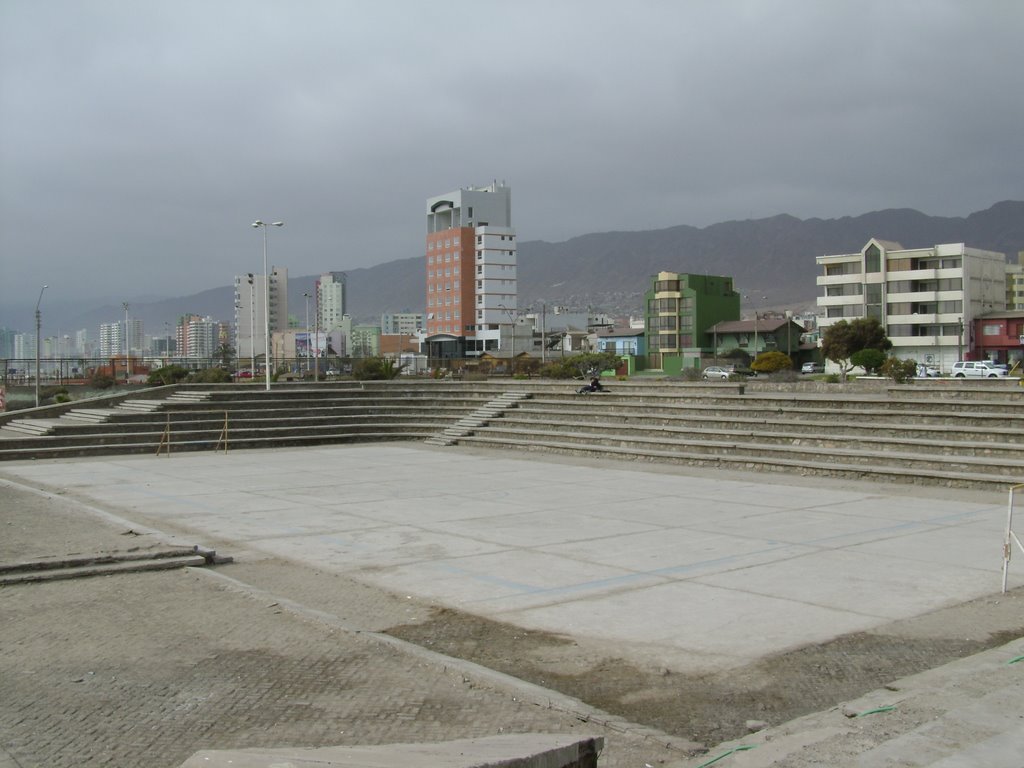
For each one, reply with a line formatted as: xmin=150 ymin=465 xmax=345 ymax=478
xmin=34 ymin=285 xmax=47 ymax=407
xmin=1003 ymin=484 xmax=1024 ymax=593
xmin=253 ymin=221 xmax=283 ymax=391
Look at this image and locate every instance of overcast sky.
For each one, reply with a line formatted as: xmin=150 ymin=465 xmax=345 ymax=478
xmin=2 ymin=0 xmax=1022 ymax=318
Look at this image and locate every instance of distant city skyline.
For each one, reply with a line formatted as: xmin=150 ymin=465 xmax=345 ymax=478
xmin=2 ymin=1 xmax=1022 ymax=314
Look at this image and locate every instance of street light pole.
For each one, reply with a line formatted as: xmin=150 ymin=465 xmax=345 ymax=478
xmin=313 ymin=285 xmax=320 ymax=382
xmin=35 ymin=285 xmax=47 ymax=407
xmin=123 ymin=302 xmax=131 ymax=382
xmin=247 ymin=274 xmax=255 ymax=375
xmin=252 ymin=220 xmax=284 ymax=391
xmin=303 ymin=292 xmax=311 ymax=374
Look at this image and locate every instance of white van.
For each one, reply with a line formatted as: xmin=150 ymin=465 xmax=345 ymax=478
xmin=950 ymin=361 xmax=1008 ymax=378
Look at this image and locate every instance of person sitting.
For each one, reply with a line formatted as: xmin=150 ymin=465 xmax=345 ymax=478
xmin=577 ymin=377 xmax=605 ymax=394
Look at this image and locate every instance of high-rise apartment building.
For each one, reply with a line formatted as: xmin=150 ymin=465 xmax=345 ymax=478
xmin=99 ymin=322 xmax=122 ymax=358
xmin=234 ymin=268 xmax=288 ymax=363
xmin=424 ymin=182 xmax=515 ymax=357
xmin=318 ymin=272 xmax=347 ymax=331
xmin=0 ymin=327 xmax=15 ymax=359
xmin=126 ymin=318 xmax=144 ymax=354
xmin=816 ymin=239 xmax=1006 ymax=370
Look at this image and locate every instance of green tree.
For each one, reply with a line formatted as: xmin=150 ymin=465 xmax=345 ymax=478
xmin=751 ymin=351 xmax=792 ymax=374
xmin=850 ymin=348 xmax=886 ymax=374
xmin=821 ymin=318 xmax=893 ymax=382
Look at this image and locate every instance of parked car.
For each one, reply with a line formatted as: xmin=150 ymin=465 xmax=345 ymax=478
xmin=950 ymin=361 xmax=1008 ymax=378
xmin=915 ymin=364 xmax=940 ymax=377
xmin=702 ymin=365 xmax=753 ymax=380
xmin=801 ymin=362 xmax=824 ymax=374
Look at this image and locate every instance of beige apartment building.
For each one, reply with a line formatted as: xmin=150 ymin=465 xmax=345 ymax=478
xmin=816 ymin=239 xmax=1006 ymax=372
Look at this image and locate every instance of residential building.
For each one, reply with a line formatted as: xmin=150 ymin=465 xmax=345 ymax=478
xmin=706 ymin=318 xmax=807 ymax=362
xmin=13 ymin=333 xmax=33 ymax=360
xmin=99 ymin=322 xmax=122 ymax=358
xmin=381 ymin=312 xmax=423 ymax=336
xmin=350 ymin=325 xmax=381 ymax=358
xmin=816 ymin=239 xmax=1006 ymax=371
xmin=125 ymin=318 xmax=144 ymax=354
xmin=318 ymin=272 xmax=347 ymax=331
xmin=0 ymin=327 xmax=15 ymax=359
xmin=74 ymin=329 xmax=89 ymax=357
xmin=424 ymin=182 xmax=515 ymax=359
xmin=973 ymin=312 xmax=1024 ymax=369
xmin=188 ymin=318 xmax=220 ymax=359
xmin=234 ymin=268 xmax=288 ymax=363
xmin=643 ymin=272 xmax=741 ymax=374
xmin=1008 ymin=252 xmax=1024 ymax=311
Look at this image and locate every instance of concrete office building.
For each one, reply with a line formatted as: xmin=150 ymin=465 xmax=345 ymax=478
xmin=234 ymin=268 xmax=289 ymax=363
xmin=318 ymin=272 xmax=347 ymax=332
xmin=816 ymin=239 xmax=1006 ymax=371
xmin=424 ymin=182 xmax=516 ymax=359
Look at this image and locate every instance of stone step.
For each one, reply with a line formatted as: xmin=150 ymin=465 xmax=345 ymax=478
xmin=469 ymin=424 xmax=1024 ymax=473
xmin=456 ymin=434 xmax=1019 ymax=490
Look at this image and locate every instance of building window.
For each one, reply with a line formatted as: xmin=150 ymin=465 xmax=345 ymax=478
xmin=983 ymin=323 xmax=1002 ymax=336
xmin=865 ymin=244 xmax=881 ymax=273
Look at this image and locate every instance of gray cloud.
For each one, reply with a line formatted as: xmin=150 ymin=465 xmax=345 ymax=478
xmin=2 ymin=0 xmax=1022 ymax=320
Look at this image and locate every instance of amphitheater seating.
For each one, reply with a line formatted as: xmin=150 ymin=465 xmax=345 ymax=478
xmin=1 ymin=379 xmax=1021 ymax=490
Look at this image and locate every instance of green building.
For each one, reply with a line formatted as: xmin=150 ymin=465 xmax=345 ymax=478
xmin=644 ymin=271 xmax=740 ymax=375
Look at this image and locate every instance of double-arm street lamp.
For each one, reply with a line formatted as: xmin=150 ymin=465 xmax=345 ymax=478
xmin=246 ymin=273 xmax=256 ymax=374
xmin=35 ymin=285 xmax=48 ymax=407
xmin=303 ymin=292 xmax=311 ymax=373
xmin=252 ymin=220 xmax=284 ymax=391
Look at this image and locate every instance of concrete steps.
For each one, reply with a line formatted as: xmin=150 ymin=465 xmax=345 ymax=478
xmin=1 ymin=381 xmax=1021 ymax=490
xmin=425 ymin=392 xmax=532 ymax=446
xmin=0 ymin=545 xmax=231 ymax=586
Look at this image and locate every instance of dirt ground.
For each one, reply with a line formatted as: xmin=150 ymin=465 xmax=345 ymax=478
xmin=385 ymin=588 xmax=1024 ymax=747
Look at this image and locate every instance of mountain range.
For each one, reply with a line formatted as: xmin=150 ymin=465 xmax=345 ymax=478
xmin=23 ymin=201 xmax=1024 ymax=335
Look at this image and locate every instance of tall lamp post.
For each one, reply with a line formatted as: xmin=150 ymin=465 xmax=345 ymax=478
xmin=35 ymin=285 xmax=48 ymax=407
xmin=246 ymin=273 xmax=256 ymax=375
xmin=252 ymin=220 xmax=284 ymax=391
xmin=303 ymin=292 xmax=311 ymax=374
xmin=122 ymin=302 xmax=131 ymax=381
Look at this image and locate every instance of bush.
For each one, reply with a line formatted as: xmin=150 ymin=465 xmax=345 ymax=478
xmin=352 ymin=356 xmax=406 ymax=380
xmin=87 ymin=372 xmax=115 ymax=389
xmin=880 ymin=356 xmax=917 ymax=384
xmin=148 ymin=365 xmax=190 ymax=386
xmin=540 ymin=352 xmax=620 ymax=379
xmin=680 ymin=367 xmax=703 ymax=381
xmin=189 ymin=367 xmax=232 ymax=384
xmin=751 ymin=351 xmax=792 ymax=374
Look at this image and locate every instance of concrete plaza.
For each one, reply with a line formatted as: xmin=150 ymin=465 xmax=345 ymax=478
xmin=2 ymin=443 xmax=1017 ymax=675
